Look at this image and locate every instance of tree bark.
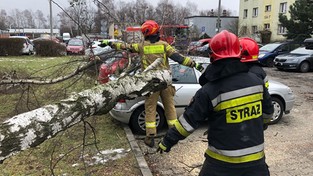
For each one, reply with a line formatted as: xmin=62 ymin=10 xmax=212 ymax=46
xmin=0 ymin=69 xmax=172 ymax=163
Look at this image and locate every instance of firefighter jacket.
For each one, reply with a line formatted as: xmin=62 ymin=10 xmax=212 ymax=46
xmin=162 ymin=59 xmax=274 ymax=167
xmin=246 ymin=62 xmax=269 ymax=89
xmin=114 ymin=40 xmax=197 ymax=70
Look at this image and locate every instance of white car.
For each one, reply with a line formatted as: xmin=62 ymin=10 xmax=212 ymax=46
xmin=10 ymin=36 xmax=34 ymax=55
xmin=109 ymin=57 xmax=296 ymax=134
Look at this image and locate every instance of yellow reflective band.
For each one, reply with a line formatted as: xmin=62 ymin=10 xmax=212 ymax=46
xmin=143 ymin=45 xmax=165 ymax=54
xmin=116 ymin=43 xmax=122 ymax=50
xmin=132 ymin=44 xmax=139 ymax=52
xmin=166 ymin=45 xmax=174 ymax=52
xmin=145 ymin=121 xmax=156 ymax=128
xmin=214 ymin=93 xmax=263 ymax=111
xmin=252 ymin=55 xmax=258 ymax=60
xmin=182 ymin=57 xmax=191 ymax=66
xmin=159 ymin=142 xmax=167 ymax=151
xmin=226 ymin=101 xmax=262 ymax=123
xmin=206 ymin=149 xmax=265 ymax=164
xmin=142 ymin=57 xmax=149 ymax=69
xmin=167 ymin=119 xmax=178 ymax=126
xmin=174 ymin=120 xmax=190 ymax=137
xmin=265 ymin=81 xmax=269 ymax=89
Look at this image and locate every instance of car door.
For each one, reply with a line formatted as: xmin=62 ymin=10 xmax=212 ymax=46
xmin=170 ymin=64 xmax=201 ymax=116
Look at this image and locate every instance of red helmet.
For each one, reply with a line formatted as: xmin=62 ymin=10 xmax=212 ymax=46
xmin=239 ymin=37 xmax=259 ymax=62
xmin=209 ymin=30 xmax=241 ymax=62
xmin=141 ymin=20 xmax=160 ymax=37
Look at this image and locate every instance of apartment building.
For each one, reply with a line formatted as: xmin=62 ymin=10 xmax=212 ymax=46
xmin=239 ymin=0 xmax=296 ymax=42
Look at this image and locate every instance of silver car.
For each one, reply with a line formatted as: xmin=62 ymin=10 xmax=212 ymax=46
xmin=110 ymin=57 xmax=295 ymax=134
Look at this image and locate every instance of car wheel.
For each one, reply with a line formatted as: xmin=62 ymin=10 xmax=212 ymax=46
xmin=129 ymin=106 xmax=165 ymax=135
xmin=269 ymin=96 xmax=284 ymax=124
xmin=266 ymin=58 xmax=274 ymax=67
xmin=299 ymin=61 xmax=310 ymax=73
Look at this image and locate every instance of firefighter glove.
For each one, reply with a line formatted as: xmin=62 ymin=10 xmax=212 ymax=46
xmin=157 ymin=139 xmax=171 ymax=154
xmin=195 ymin=62 xmax=204 ymax=72
xmin=99 ymin=40 xmax=112 ymax=48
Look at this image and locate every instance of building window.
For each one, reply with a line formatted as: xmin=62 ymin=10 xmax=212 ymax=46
xmin=278 ymin=24 xmax=287 ymax=34
xmin=252 ymin=26 xmax=258 ymax=34
xmin=265 ymin=5 xmax=271 ymax=12
xmin=244 ymin=9 xmax=248 ymax=18
xmin=264 ymin=23 xmax=270 ymax=30
xmin=279 ymin=2 xmax=287 ymax=13
xmin=252 ymin=8 xmax=258 ymax=17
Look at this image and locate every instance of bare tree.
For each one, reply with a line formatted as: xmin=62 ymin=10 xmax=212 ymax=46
xmin=0 ymin=10 xmax=7 ymax=30
xmin=22 ymin=10 xmax=36 ymax=28
xmin=35 ymin=10 xmax=48 ymax=29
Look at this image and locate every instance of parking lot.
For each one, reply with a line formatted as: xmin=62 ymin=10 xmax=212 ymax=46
xmin=136 ymin=67 xmax=313 ymax=176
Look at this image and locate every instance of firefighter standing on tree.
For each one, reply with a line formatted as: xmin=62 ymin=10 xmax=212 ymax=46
xmin=157 ymin=30 xmax=274 ymax=176
xmin=102 ymin=20 xmax=204 ymax=147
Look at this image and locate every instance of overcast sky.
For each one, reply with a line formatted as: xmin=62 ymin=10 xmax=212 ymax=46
xmin=0 ymin=0 xmax=239 ymax=16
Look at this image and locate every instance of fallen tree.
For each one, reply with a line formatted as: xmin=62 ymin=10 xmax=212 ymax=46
xmin=0 ymin=58 xmax=171 ymax=163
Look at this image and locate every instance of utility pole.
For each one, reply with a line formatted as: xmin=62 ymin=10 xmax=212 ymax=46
xmin=49 ymin=0 xmax=53 ymax=39
xmin=216 ymin=0 xmax=221 ymax=33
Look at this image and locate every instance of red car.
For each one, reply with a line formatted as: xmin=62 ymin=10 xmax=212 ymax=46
xmin=97 ymin=51 xmax=130 ymax=84
xmin=187 ymin=38 xmax=211 ymax=56
xmin=66 ymin=38 xmax=85 ymax=55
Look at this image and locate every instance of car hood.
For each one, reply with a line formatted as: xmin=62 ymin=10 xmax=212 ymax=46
xmin=67 ymin=46 xmax=83 ymax=49
xmin=268 ymin=79 xmax=290 ymax=93
xmin=259 ymin=51 xmax=270 ymax=55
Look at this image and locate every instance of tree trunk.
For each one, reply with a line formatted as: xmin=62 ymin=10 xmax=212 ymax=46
xmin=0 ymin=69 xmax=172 ymax=163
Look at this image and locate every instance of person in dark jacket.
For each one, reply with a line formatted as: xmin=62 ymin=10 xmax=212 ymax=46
xmin=157 ymin=30 xmax=274 ymax=176
xmin=239 ymin=37 xmax=269 ymax=88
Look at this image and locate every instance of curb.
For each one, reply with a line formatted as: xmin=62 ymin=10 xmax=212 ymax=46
xmin=123 ymin=126 xmax=153 ymax=176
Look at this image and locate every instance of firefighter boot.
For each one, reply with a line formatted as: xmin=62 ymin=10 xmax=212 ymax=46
xmin=144 ymin=135 xmax=155 ymax=148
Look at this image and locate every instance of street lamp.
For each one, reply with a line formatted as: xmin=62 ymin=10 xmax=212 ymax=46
xmin=216 ymin=0 xmax=221 ymax=33
xmin=49 ymin=0 xmax=53 ymax=39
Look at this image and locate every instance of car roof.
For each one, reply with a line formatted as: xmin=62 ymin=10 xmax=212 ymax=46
xmin=10 ymin=36 xmax=29 ymax=39
xmin=199 ymin=38 xmax=211 ymax=43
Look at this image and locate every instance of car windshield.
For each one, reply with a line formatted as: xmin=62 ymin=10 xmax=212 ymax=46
xmin=189 ymin=42 xmax=201 ymax=47
xmin=68 ymin=39 xmax=83 ymax=46
xmin=171 ymin=64 xmax=197 ymax=83
xmin=290 ymin=47 xmax=313 ymax=55
xmin=259 ymin=43 xmax=281 ymax=52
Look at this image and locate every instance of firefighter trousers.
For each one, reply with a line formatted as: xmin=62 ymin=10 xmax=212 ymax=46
xmin=144 ymin=85 xmax=177 ymax=136
xmin=199 ymin=157 xmax=270 ymax=176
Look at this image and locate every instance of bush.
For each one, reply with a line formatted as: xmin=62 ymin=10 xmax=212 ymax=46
xmin=0 ymin=38 xmax=24 ymax=56
xmin=260 ymin=30 xmax=272 ymax=44
xmin=33 ymin=39 xmax=66 ymax=57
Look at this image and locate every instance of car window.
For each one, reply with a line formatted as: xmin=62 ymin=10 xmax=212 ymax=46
xmin=290 ymin=47 xmax=313 ymax=55
xmin=171 ymin=64 xmax=197 ymax=84
xmin=279 ymin=44 xmax=289 ymax=52
xmin=259 ymin=43 xmax=281 ymax=52
xmin=68 ymin=39 xmax=83 ymax=46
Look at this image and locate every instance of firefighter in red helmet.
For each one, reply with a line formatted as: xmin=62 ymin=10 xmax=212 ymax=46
xmin=158 ymin=30 xmax=274 ymax=176
xmin=103 ymin=20 xmax=204 ymax=147
xmin=239 ymin=37 xmax=269 ymax=88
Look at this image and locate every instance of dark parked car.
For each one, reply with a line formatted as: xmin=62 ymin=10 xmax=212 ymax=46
xmin=274 ymin=47 xmax=313 ymax=72
xmin=258 ymin=42 xmax=300 ymax=67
